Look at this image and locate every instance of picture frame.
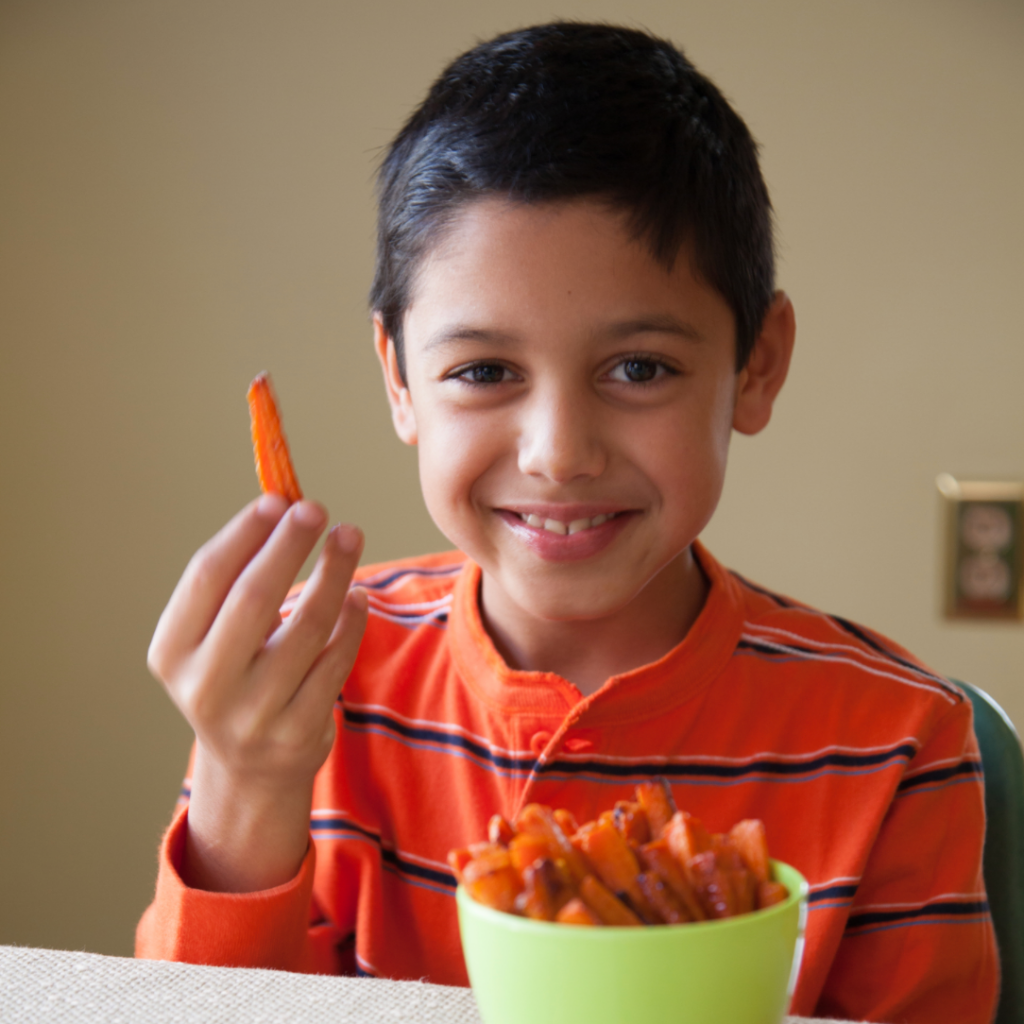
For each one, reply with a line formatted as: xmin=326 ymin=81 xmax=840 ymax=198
xmin=937 ymin=474 xmax=1024 ymax=620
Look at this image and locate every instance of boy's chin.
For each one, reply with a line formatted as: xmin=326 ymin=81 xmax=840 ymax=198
xmin=484 ymin=566 xmax=653 ymax=626
xmin=478 ymin=540 xmax=703 ymax=628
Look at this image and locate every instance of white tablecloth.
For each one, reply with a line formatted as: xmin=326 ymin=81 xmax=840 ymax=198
xmin=0 ymin=945 xmax=860 ymax=1023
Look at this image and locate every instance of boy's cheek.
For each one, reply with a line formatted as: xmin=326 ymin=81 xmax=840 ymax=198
xmin=414 ymin=442 xmax=490 ymax=549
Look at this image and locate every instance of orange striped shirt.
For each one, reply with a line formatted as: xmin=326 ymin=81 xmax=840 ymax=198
xmin=137 ymin=542 xmax=998 ymax=1023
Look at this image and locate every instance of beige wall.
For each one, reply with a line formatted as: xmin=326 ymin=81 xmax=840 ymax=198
xmin=1 ymin=0 xmax=1020 ymax=956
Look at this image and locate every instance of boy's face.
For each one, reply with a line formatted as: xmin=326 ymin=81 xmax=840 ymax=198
xmin=377 ymin=199 xmax=790 ymax=627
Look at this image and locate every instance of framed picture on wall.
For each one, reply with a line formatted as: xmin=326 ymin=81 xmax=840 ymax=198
xmin=937 ymin=475 xmax=1024 ymax=620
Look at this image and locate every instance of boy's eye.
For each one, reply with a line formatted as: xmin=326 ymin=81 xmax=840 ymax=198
xmin=607 ymin=357 xmax=675 ymax=384
xmin=454 ymin=363 xmax=513 ymax=385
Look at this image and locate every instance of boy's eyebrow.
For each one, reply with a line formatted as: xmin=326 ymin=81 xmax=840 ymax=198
xmin=603 ymin=314 xmax=705 ymax=343
xmin=424 ymin=326 xmax=518 ymax=351
xmin=424 ymin=315 xmax=705 ymax=351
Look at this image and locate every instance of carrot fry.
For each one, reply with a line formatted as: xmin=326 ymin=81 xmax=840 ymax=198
xmin=733 ymin=866 xmax=756 ymax=914
xmin=553 ymin=808 xmax=579 ymax=836
xmin=462 ymin=846 xmax=523 ymax=913
xmin=717 ymin=835 xmax=757 ymax=914
xmin=578 ymin=875 xmax=643 ymax=926
xmin=637 ymin=839 xmax=707 ymax=921
xmin=247 ymin=372 xmax=303 ymax=504
xmin=555 ymin=897 xmax=601 ymax=926
xmin=516 ymin=804 xmax=592 ymax=885
xmin=488 ymin=814 xmax=515 ymax=847
xmin=577 ymin=817 xmax=662 ymax=922
xmin=688 ymin=850 xmax=737 ymax=919
xmin=508 ymin=833 xmax=552 ymax=876
xmin=447 ymin=848 xmax=473 ymax=883
xmin=462 ymin=845 xmax=511 ymax=881
xmin=729 ymin=819 xmax=771 ymax=884
xmin=664 ymin=810 xmax=712 ymax=870
xmin=577 ymin=818 xmax=642 ymax=894
xmin=455 ymin=799 xmax=787 ymax=925
xmin=635 ymin=779 xmax=677 ymax=838
xmin=613 ymin=801 xmax=651 ymax=847
xmin=757 ymin=880 xmax=789 ymax=909
xmin=637 ymin=870 xmax=691 ymax=924
xmin=516 ymin=859 xmax=574 ymax=921
xmin=465 ymin=869 xmax=523 ymax=913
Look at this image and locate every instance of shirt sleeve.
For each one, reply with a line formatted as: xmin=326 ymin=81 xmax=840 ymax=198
xmin=135 ymin=805 xmax=348 ymax=975
xmin=812 ymin=697 xmax=1000 ymax=1023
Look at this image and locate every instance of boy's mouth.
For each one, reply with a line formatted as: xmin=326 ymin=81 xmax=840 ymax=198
xmin=513 ymin=510 xmax=622 ymax=536
xmin=495 ymin=505 xmax=636 ymax=562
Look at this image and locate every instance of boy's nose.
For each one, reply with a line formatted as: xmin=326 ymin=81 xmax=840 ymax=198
xmin=516 ymin=390 xmax=607 ymax=483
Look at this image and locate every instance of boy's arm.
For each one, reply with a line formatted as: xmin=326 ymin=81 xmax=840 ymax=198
xmin=137 ymin=495 xmax=367 ymax=969
xmin=135 ymin=805 xmax=345 ymax=974
xmin=811 ymin=698 xmax=999 ymax=1024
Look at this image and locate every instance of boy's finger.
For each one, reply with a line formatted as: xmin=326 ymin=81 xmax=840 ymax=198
xmin=148 ymin=495 xmax=289 ymax=678
xmin=201 ymin=500 xmax=330 ymax=680
xmin=259 ymin=524 xmax=365 ymax=702
xmin=288 ymin=585 xmax=369 ymax=725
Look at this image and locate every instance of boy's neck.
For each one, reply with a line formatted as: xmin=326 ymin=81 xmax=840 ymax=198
xmin=478 ymin=547 xmax=709 ymax=698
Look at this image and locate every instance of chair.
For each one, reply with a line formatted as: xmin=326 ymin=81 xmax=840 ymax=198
xmin=958 ymin=681 xmax=1024 ymax=1024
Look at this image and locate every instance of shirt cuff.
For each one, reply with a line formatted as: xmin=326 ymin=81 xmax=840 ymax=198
xmin=135 ymin=805 xmax=317 ymax=971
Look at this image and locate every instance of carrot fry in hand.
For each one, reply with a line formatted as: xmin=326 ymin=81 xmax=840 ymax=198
xmin=247 ymin=372 xmax=303 ymax=504
xmin=635 ymin=779 xmax=677 ymax=838
xmin=578 ymin=874 xmax=643 ymax=926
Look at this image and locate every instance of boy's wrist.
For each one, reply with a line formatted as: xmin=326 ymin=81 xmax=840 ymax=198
xmin=180 ymin=747 xmax=315 ymax=894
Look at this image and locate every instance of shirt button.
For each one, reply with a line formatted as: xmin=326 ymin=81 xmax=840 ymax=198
xmin=530 ymin=731 xmax=553 ymax=756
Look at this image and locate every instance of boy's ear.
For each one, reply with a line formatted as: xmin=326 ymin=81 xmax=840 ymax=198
xmin=373 ymin=314 xmax=418 ymax=446
xmin=732 ymin=291 xmax=796 ymax=436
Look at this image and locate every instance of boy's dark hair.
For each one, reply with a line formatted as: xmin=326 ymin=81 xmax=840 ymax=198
xmin=371 ymin=21 xmax=775 ymax=375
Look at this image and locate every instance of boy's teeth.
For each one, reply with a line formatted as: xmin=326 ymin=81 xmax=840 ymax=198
xmin=518 ymin=512 xmax=618 ymax=534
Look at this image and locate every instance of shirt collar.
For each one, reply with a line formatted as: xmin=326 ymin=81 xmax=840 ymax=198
xmin=448 ymin=540 xmax=745 ymax=724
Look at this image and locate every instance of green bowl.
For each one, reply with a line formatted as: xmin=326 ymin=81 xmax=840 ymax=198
xmin=457 ymin=859 xmax=807 ymax=1024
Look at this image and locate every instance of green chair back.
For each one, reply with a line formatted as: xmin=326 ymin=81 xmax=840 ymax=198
xmin=958 ymin=681 xmax=1024 ymax=1024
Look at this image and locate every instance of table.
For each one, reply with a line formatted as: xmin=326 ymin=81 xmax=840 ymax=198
xmin=0 ymin=945 xmax=861 ymax=1023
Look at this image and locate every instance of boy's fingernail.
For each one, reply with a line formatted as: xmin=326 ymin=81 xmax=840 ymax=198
xmin=256 ymin=493 xmax=289 ymax=519
xmin=293 ymin=501 xmax=327 ymax=530
xmin=332 ymin=523 xmax=363 ymax=554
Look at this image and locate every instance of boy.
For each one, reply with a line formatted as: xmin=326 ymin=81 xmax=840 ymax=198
xmin=137 ymin=23 xmax=998 ymax=1023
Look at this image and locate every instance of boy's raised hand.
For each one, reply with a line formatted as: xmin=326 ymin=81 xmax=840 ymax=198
xmin=147 ymin=494 xmax=368 ymax=894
